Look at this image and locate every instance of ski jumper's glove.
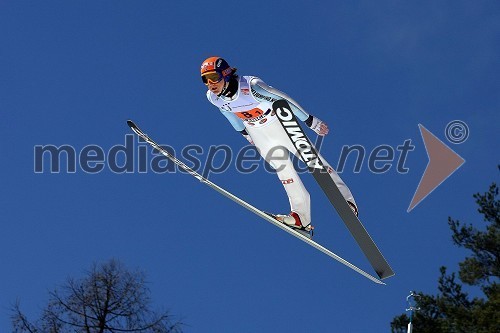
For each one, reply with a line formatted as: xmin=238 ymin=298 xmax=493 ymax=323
xmin=240 ymin=129 xmax=254 ymax=145
xmin=305 ymin=115 xmax=329 ymax=136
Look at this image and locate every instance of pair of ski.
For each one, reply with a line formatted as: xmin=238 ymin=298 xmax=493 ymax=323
xmin=127 ymin=100 xmax=394 ymax=284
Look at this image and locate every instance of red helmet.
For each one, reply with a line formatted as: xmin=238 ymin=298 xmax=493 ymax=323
xmin=200 ymin=56 xmax=235 ymax=84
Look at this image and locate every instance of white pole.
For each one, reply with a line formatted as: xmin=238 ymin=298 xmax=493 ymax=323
xmin=406 ymin=291 xmax=420 ymax=333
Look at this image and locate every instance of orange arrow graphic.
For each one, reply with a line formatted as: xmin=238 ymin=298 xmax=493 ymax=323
xmin=408 ymin=124 xmax=465 ymax=212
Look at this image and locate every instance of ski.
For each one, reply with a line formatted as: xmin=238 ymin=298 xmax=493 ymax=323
xmin=273 ymin=100 xmax=395 ymax=280
xmin=127 ymin=119 xmax=385 ymax=285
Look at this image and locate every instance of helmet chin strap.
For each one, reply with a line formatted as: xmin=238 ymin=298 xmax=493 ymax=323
xmin=217 ymin=80 xmax=230 ymax=97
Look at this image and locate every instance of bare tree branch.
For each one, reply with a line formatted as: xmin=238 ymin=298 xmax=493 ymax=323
xmin=12 ymin=259 xmax=183 ymax=333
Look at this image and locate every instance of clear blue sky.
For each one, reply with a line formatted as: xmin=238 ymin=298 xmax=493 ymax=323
xmin=1 ymin=1 xmax=499 ymax=332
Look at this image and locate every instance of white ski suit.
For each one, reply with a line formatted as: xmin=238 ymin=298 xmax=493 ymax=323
xmin=206 ymin=76 xmax=356 ymax=226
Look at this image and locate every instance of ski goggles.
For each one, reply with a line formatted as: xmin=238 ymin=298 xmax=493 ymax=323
xmin=201 ymin=71 xmax=223 ymax=85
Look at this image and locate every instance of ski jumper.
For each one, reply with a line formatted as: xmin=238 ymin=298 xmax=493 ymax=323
xmin=206 ymin=76 xmax=356 ymax=227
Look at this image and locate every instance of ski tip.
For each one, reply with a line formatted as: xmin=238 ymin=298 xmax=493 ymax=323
xmin=126 ymin=120 xmax=135 ymax=128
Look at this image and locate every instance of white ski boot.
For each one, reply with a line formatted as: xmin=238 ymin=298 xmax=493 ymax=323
xmin=347 ymin=201 xmax=359 ymax=217
xmin=266 ymin=212 xmax=314 ymax=238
